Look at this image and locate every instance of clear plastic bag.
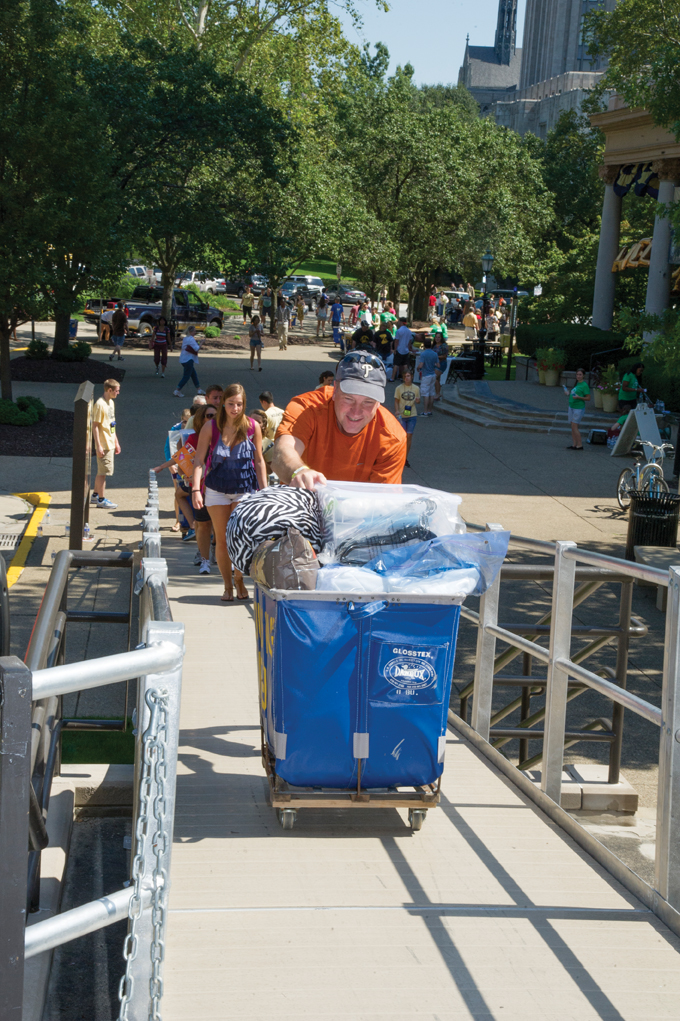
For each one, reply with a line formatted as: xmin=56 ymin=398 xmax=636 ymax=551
xmin=316 ymin=565 xmax=386 ymax=593
xmin=316 ymin=481 xmax=465 ymax=566
xmin=365 ymin=531 xmax=509 ymax=596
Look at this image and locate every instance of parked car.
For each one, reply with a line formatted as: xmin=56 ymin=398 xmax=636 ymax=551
xmin=288 ymin=274 xmax=325 ymax=302
xmin=128 ymin=265 xmax=147 ymax=278
xmin=222 ymin=274 xmax=267 ymax=297
xmin=198 ymin=277 xmax=227 ymax=295
xmin=123 ymin=286 xmax=223 ymax=335
xmin=326 ymin=283 xmax=367 ymax=305
xmin=82 ymin=298 xmax=121 ymax=327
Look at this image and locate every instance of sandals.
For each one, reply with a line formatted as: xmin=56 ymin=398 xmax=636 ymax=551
xmin=221 ymin=587 xmax=234 ymax=602
xmin=235 ymin=577 xmax=249 ymax=600
xmin=170 ymin=522 xmax=181 ymax=532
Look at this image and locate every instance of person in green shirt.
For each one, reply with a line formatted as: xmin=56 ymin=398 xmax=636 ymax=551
xmin=563 ymin=368 xmax=590 ymax=450
xmin=618 ymin=363 xmax=644 ymax=411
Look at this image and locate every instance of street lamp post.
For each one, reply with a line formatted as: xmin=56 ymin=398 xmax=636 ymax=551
xmin=477 ymin=248 xmax=494 ymax=370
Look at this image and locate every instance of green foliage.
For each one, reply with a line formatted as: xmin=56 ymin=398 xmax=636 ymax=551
xmin=620 ymin=307 xmax=680 ymax=374
xmin=536 ymin=347 xmax=566 ymax=371
xmin=203 ymin=325 xmax=221 ymax=338
xmin=0 ymin=394 xmax=47 ymax=426
xmin=517 ymin=323 xmax=626 ymax=371
xmin=600 ymin=363 xmax=621 ymax=395
xmin=53 ymin=340 xmax=92 ymax=362
xmin=26 ymin=339 xmax=50 ymax=360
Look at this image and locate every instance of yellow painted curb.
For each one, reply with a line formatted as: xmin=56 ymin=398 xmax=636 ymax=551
xmin=7 ymin=492 xmax=52 ymax=588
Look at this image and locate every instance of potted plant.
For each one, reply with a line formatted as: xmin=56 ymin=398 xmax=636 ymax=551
xmin=544 ymin=348 xmax=566 ymax=386
xmin=535 ymin=347 xmax=548 ymax=385
xmin=600 ymin=363 xmax=620 ymax=413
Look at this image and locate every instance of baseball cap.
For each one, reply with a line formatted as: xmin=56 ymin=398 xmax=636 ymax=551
xmin=336 ymin=352 xmax=386 ymax=403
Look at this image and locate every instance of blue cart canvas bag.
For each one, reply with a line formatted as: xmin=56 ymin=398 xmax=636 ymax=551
xmin=254 ymin=590 xmax=461 ymax=789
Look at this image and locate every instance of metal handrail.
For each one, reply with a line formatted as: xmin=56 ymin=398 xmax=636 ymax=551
xmin=32 ymin=643 xmax=182 ymax=700
xmin=556 ymin=657 xmax=663 ymax=726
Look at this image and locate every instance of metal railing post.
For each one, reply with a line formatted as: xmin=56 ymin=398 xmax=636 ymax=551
xmin=120 ymin=620 xmax=184 ymax=1021
xmin=137 ymin=559 xmax=169 ymax=644
xmin=0 ymin=657 xmax=32 ymax=1018
xmin=541 ymin=541 xmax=577 ymax=804
xmin=656 ymin=565 xmax=680 ymax=908
xmin=470 ymin=524 xmax=505 ymax=742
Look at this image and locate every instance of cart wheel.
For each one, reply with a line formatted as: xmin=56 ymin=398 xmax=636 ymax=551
xmin=277 ymin=809 xmax=297 ymax=830
xmin=409 ymin=809 xmax=427 ymax=831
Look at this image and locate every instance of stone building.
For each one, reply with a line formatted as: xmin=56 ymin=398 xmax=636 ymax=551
xmin=457 ymin=0 xmax=522 ymax=116
xmin=460 ymin=0 xmax=617 ymax=138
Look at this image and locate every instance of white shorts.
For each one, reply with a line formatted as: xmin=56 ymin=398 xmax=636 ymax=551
xmin=205 ymin=487 xmax=246 ymax=507
xmin=567 ymin=407 xmax=585 ymax=424
xmin=420 ymin=374 xmax=436 ymax=397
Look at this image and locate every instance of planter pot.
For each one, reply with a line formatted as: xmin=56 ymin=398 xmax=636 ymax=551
xmin=593 ymin=388 xmax=603 ymax=409
xmin=544 ymin=369 xmax=560 ymax=387
xmin=538 ymin=368 xmax=546 ymax=385
xmin=602 ymin=392 xmax=619 ymax=413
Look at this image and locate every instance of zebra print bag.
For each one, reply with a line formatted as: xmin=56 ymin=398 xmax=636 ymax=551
xmin=226 ymin=487 xmax=324 ymax=574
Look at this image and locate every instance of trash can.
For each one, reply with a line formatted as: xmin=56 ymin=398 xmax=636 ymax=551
xmin=68 ymin=319 xmax=78 ymax=339
xmin=625 ymin=491 xmax=680 ymax=560
xmin=254 ymin=588 xmax=461 ymax=791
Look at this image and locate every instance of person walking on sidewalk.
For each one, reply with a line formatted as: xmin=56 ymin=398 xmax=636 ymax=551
xmin=394 ymin=369 xmax=420 ymax=466
xmin=416 ymin=339 xmax=438 ymax=416
xmin=241 ymin=286 xmax=254 ymax=325
xmin=564 ymin=368 xmax=590 ymax=451
xmin=151 ymin=316 xmax=172 ymax=377
xmin=92 ymin=379 xmax=121 ymax=509
xmin=174 ymin=326 xmax=205 ymax=397
xmin=316 ymin=295 xmax=328 ymax=337
xmin=108 ymin=302 xmax=127 ymax=362
xmin=249 ymin=314 xmax=264 ymax=370
xmin=276 ymin=295 xmax=291 ymax=350
xmin=191 ymin=383 xmax=267 ymax=602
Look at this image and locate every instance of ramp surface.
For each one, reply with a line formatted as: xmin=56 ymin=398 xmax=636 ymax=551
xmin=162 ymin=551 xmax=680 ymax=1020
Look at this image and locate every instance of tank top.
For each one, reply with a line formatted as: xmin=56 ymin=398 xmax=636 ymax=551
xmin=205 ymin=419 xmax=258 ymax=495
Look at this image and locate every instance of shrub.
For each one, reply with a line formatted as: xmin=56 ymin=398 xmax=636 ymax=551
xmin=204 ymin=325 xmax=221 ymax=338
xmin=26 ymin=339 xmax=50 ymax=360
xmin=0 ymin=395 xmax=47 ymax=426
xmin=536 ymin=347 xmax=566 ymax=371
xmin=516 ymin=322 xmax=626 ymax=371
xmin=53 ymin=340 xmax=92 ymax=362
xmin=600 ymin=364 xmax=620 ymax=395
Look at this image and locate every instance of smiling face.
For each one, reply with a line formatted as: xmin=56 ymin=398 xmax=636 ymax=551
xmin=332 ymin=385 xmax=379 ymax=435
xmin=575 ymin=370 xmax=584 ymax=382
xmin=224 ymin=393 xmax=244 ymax=420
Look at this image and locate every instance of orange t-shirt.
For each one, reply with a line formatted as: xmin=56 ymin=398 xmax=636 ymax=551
xmin=277 ymin=387 xmax=406 ymax=484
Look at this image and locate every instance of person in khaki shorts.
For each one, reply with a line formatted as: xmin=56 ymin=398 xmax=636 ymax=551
xmin=93 ymin=379 xmax=121 ymax=509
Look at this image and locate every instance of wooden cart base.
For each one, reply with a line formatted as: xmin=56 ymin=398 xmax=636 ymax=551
xmin=262 ymin=729 xmax=440 ymax=831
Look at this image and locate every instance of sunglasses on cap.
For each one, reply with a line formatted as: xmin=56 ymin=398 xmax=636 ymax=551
xmin=341 ymin=351 xmax=383 ymax=371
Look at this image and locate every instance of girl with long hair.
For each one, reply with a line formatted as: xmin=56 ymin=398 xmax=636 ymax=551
xmin=191 ymin=383 xmax=267 ymax=601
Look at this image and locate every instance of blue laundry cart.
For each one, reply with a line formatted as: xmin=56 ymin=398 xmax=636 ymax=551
xmin=253 ymin=586 xmax=462 ymax=830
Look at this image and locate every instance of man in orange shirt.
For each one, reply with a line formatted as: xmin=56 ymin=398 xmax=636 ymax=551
xmin=273 ymin=352 xmax=406 ymax=489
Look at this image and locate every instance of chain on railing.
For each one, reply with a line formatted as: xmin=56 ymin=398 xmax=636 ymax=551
xmin=0 ymin=468 xmax=183 ymax=1021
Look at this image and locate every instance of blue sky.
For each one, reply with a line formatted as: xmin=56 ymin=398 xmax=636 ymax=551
xmin=335 ymin=0 xmax=527 ymax=86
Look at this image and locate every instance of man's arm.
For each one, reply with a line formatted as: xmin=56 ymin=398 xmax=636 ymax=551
xmin=93 ymin=421 xmax=106 ymax=458
xmin=271 ymin=432 xmax=327 ymax=490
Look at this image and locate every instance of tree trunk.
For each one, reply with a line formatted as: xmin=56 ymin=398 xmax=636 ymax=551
xmin=0 ymin=327 xmax=13 ymax=401
xmin=389 ymin=282 xmax=400 ymax=311
xmin=161 ymin=272 xmax=174 ymax=323
xmin=53 ymin=311 xmax=71 ymax=355
xmin=412 ymin=279 xmax=428 ymax=323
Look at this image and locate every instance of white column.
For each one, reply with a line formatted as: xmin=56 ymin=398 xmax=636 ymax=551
xmin=644 ymin=173 xmax=678 ymax=320
xmin=592 ymin=170 xmax=622 ymax=331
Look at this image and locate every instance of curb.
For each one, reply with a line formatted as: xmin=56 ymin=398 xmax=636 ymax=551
xmin=7 ymin=491 xmax=52 ymax=588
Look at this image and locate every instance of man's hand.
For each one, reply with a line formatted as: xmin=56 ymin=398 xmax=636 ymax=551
xmin=115 ymin=441 xmax=121 ymax=455
xmin=290 ymin=468 xmax=327 ymax=491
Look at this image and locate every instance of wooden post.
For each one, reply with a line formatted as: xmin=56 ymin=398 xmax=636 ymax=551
xmin=69 ymin=381 xmax=94 ymax=551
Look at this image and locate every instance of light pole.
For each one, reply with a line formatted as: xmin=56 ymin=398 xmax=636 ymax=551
xmin=477 ymin=248 xmax=494 ymax=369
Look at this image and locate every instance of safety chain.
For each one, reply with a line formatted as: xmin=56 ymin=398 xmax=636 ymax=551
xmin=118 ymin=687 xmax=170 ymax=1021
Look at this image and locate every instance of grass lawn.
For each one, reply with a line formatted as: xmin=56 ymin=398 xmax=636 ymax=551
xmin=290 ymin=258 xmax=359 ymax=283
xmin=62 ymin=721 xmax=135 ymax=764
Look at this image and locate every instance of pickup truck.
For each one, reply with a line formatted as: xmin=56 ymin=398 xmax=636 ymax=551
xmin=82 ymin=287 xmax=223 ymax=336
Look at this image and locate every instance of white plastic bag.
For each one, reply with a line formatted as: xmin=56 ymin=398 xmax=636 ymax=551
xmin=316 ymin=481 xmax=465 ymax=566
xmin=316 ymin=565 xmax=386 ymax=593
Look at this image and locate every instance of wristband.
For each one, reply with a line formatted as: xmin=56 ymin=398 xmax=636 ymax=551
xmin=290 ymin=465 xmax=310 ymax=481
xmin=192 ymin=489 xmax=201 ymax=493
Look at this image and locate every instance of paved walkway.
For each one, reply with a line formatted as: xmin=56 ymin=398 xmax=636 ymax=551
xmin=161 ymin=540 xmax=680 ymax=1019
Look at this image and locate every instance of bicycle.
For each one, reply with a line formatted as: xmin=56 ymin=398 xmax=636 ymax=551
xmin=616 ymin=440 xmax=673 ymax=509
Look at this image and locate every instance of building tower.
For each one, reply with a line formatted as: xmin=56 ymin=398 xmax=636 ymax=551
xmin=520 ymin=0 xmax=612 ymax=91
xmin=494 ymin=0 xmax=518 ymax=65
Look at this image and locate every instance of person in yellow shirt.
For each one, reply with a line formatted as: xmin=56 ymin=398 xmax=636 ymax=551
xmin=463 ymin=308 xmax=479 ymax=341
xmin=92 ymin=379 xmax=121 ymax=509
xmin=393 ymin=369 xmax=420 ymax=467
xmin=241 ymin=286 xmax=255 ymax=325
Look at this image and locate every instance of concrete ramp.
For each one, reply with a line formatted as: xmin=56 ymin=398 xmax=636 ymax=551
xmin=162 ymin=550 xmax=680 ymax=1020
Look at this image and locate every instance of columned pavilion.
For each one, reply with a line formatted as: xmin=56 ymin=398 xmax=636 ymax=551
xmin=591 ymin=96 xmax=680 ymax=331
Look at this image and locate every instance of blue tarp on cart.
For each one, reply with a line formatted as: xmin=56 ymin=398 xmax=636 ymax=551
xmin=254 ymin=588 xmax=461 ymax=789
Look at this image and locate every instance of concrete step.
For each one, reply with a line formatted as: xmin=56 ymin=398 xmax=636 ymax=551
xmin=434 ymin=399 xmax=567 ymax=433
xmin=456 ymin=388 xmax=617 ymax=428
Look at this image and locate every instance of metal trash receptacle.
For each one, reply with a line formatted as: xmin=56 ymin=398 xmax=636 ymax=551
xmin=68 ymin=319 xmax=78 ymax=339
xmin=254 ymin=586 xmax=461 ymax=829
xmin=625 ymin=491 xmax=680 ymax=560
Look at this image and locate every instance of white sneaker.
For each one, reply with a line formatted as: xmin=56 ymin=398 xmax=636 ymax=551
xmin=199 ymin=559 xmax=211 ymax=574
xmin=196 ymin=389 xmax=206 ymax=395
xmin=173 ymin=389 xmax=184 ymax=397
